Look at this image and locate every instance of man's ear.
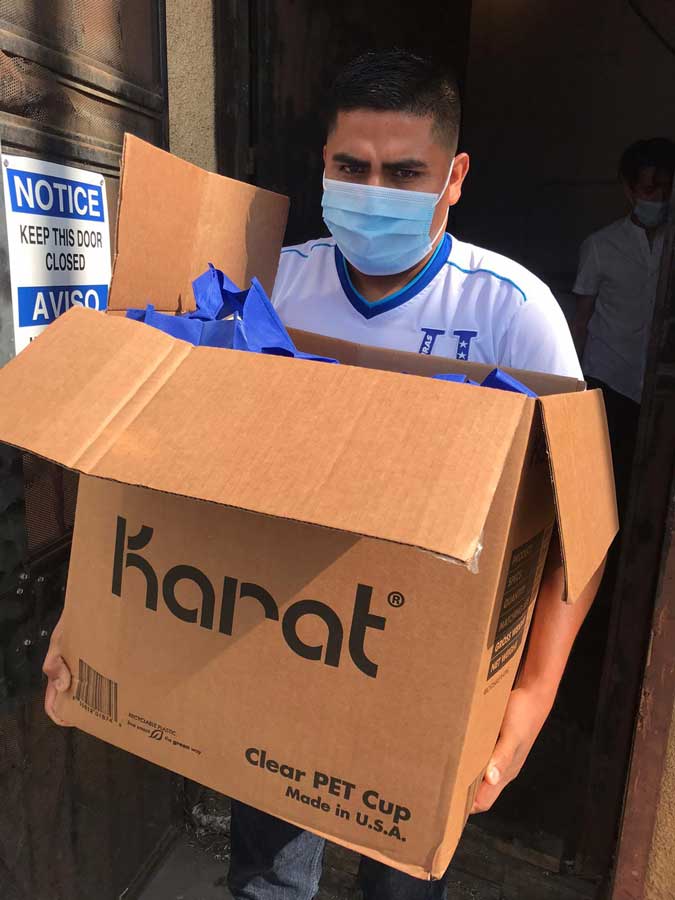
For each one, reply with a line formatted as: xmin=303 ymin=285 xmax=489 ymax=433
xmin=448 ymin=152 xmax=470 ymax=207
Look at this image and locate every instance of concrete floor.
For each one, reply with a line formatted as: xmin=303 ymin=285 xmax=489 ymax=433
xmin=137 ymin=834 xmax=503 ymax=900
xmin=137 ymin=835 xmax=369 ymax=900
xmin=138 ymin=837 xmax=230 ymax=900
xmin=136 ymin=830 xmax=593 ymax=900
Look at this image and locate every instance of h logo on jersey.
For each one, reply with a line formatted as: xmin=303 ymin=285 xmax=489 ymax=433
xmin=453 ymin=330 xmax=478 ymax=361
xmin=418 ymin=327 xmax=479 ymax=360
xmin=418 ymin=328 xmax=445 ymax=355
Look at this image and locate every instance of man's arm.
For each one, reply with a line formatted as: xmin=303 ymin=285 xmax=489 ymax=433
xmin=572 ymin=294 xmax=596 ymax=359
xmin=472 ymin=534 xmax=605 ymax=813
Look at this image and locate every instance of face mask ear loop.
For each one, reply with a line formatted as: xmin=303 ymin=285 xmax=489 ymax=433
xmin=430 ymin=216 xmax=449 ymax=245
xmin=430 ymin=158 xmax=455 ymax=243
xmin=436 ymin=158 xmax=455 ymax=205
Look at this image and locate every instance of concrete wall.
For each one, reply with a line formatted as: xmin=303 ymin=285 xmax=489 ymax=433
xmin=165 ymin=0 xmax=217 ymax=171
xmin=460 ymin=0 xmax=675 ymax=297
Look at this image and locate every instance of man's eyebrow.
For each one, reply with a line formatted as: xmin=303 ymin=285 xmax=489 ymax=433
xmin=382 ymin=158 xmax=429 ymax=170
xmin=332 ymin=152 xmax=370 ymax=166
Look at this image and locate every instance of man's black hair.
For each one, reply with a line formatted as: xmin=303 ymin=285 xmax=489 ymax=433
xmin=326 ymin=50 xmax=461 ymax=152
xmin=619 ymin=138 xmax=675 ymax=186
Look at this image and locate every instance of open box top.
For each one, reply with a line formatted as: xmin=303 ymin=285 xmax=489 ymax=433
xmin=288 ymin=329 xmax=619 ymax=602
xmin=0 ymin=306 xmax=617 ymax=601
xmin=108 ymin=134 xmax=290 ymax=308
xmin=0 ymin=136 xmax=618 ymax=602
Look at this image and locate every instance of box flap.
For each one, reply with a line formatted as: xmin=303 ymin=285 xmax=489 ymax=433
xmin=108 ymin=135 xmax=289 ymax=312
xmin=290 ymin=329 xmax=585 ymax=397
xmin=539 ymin=392 xmax=619 ymax=601
xmin=0 ymin=307 xmax=533 ymax=564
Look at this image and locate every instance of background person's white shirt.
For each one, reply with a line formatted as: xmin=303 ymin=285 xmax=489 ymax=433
xmin=573 ymin=217 xmax=664 ymax=403
xmin=272 ymin=233 xmax=582 ymax=379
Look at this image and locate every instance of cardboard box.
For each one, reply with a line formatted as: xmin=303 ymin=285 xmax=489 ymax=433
xmin=0 ymin=137 xmax=618 ymax=880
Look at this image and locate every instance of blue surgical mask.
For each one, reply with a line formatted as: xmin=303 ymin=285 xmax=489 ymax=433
xmin=322 ymin=161 xmax=454 ymax=276
xmin=634 ymin=198 xmax=669 ymax=228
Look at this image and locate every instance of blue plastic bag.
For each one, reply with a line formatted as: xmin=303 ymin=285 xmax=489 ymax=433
xmin=432 ymin=373 xmax=479 ymax=386
xmin=127 ymin=264 xmax=337 ymax=363
xmin=232 ymin=278 xmax=337 ymax=362
xmin=191 ymin=263 xmax=246 ymax=320
xmin=433 ymin=368 xmax=536 ymax=397
xmin=480 ymin=368 xmax=537 ymax=398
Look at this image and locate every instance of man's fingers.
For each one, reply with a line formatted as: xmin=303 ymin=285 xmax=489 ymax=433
xmin=471 ymin=780 xmax=501 ymax=814
xmin=470 ymin=774 xmax=504 ymax=814
xmin=471 ymin=733 xmax=522 ymax=814
xmin=485 ymin=763 xmax=500 ymax=786
xmin=43 ymin=653 xmax=71 ymax=692
xmin=44 ymin=678 xmax=71 ymax=727
xmin=43 ymin=651 xmax=72 ymax=727
xmin=486 ymin=732 xmax=520 ymax=787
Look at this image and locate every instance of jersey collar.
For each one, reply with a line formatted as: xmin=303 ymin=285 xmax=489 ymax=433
xmin=334 ymin=233 xmax=452 ymax=320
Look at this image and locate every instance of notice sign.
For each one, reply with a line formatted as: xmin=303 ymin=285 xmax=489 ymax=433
xmin=2 ymin=154 xmax=111 ymax=354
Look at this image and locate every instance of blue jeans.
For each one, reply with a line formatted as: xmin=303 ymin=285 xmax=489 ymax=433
xmin=228 ymin=801 xmax=449 ymax=900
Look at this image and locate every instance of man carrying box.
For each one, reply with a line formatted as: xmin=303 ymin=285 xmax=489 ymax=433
xmin=44 ymin=50 xmax=605 ymax=900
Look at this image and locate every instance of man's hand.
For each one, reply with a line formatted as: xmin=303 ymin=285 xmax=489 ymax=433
xmin=42 ymin=618 xmax=72 ymax=727
xmin=472 ymin=536 xmax=605 ymax=815
xmin=472 ymin=684 xmax=553 ymax=813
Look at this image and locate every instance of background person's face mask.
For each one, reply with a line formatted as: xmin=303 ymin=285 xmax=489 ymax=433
xmin=322 ymin=161 xmax=454 ymax=276
xmin=633 ymin=198 xmax=669 ymax=228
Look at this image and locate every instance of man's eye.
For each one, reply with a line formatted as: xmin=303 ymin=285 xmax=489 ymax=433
xmin=393 ymin=169 xmax=421 ymax=180
xmin=338 ymin=164 xmax=366 ymax=176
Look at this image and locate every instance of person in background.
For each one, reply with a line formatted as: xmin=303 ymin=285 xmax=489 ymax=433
xmin=572 ymin=138 xmax=675 ymax=513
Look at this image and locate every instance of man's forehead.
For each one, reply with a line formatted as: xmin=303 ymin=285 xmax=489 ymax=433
xmin=328 ymin=108 xmax=439 ymax=154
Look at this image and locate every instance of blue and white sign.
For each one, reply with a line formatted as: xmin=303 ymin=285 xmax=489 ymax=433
xmin=2 ymin=154 xmax=111 ymax=354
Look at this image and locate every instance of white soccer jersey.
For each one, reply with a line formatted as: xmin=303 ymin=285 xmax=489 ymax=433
xmin=272 ymin=233 xmax=582 ymax=379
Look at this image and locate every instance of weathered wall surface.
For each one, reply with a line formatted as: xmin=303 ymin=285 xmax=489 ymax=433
xmin=646 ymin=699 xmax=675 ymax=898
xmin=165 ymin=0 xmax=217 ymax=171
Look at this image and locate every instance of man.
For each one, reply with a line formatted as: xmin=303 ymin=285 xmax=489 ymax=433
xmin=228 ymin=51 xmax=603 ymax=900
xmin=572 ymin=137 xmax=675 ymax=514
xmin=44 ymin=51 xmax=604 ymax=900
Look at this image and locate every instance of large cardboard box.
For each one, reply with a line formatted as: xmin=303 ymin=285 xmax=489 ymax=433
xmin=0 ymin=138 xmax=618 ymax=879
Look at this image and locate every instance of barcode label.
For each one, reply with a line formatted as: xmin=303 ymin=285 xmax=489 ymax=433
xmin=74 ymin=659 xmax=118 ymax=722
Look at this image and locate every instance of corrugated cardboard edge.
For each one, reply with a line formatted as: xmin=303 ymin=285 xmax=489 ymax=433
xmin=255 ymin=811 xmax=438 ymax=881
xmin=539 ymin=390 xmax=619 ymax=602
xmin=108 ymin=132 xmax=132 ymax=310
xmin=290 ymin=328 xmax=585 ymax=398
xmin=426 ymin=399 xmax=541 ymax=876
xmin=108 ymin=133 xmax=289 ymax=312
